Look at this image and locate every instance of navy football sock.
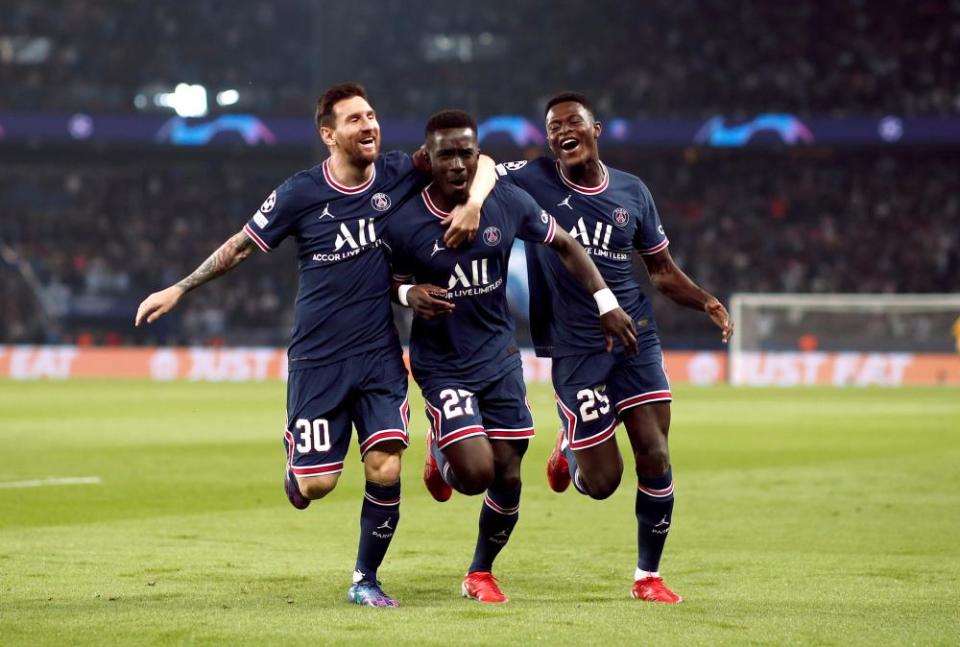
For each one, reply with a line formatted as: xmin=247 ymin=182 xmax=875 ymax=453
xmin=432 ymin=441 xmax=465 ymax=492
xmin=636 ymin=467 xmax=675 ymax=573
xmin=564 ymin=444 xmax=589 ymax=496
xmin=468 ymin=484 xmax=521 ymax=573
xmin=355 ymin=481 xmax=401 ymax=582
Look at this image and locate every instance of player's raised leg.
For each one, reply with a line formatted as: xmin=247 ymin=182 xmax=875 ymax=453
xmin=283 ymin=365 xmax=353 ymax=508
xmin=548 ymin=353 xmax=624 ymax=499
xmin=423 ymin=387 xmax=495 ymax=498
xmin=462 ymin=439 xmax=527 ymax=604
xmin=439 ymin=436 xmax=495 ymax=494
xmin=621 ymin=401 xmax=681 ymax=604
xmin=555 ymin=435 xmax=623 ymax=499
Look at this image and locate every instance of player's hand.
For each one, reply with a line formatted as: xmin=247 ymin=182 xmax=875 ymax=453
xmin=601 ymin=307 xmax=638 ymax=355
xmin=441 ymin=200 xmax=480 ymax=248
xmin=135 ymin=286 xmax=185 ymax=326
xmin=411 ymin=146 xmax=430 ymax=173
xmin=704 ymin=298 xmax=733 ymax=343
xmin=407 ymin=284 xmax=455 ymax=320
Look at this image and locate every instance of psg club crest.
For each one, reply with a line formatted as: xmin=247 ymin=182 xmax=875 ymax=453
xmin=612 ymin=207 xmax=630 ymax=228
xmin=483 ymin=226 xmax=502 ymax=246
xmin=260 ymin=190 xmax=277 ymax=213
xmin=371 ymin=192 xmax=392 ymax=212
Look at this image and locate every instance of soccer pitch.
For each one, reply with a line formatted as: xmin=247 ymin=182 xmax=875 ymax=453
xmin=1 ymin=381 xmax=958 ymax=646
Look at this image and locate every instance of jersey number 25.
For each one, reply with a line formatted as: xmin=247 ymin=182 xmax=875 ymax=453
xmin=576 ymin=387 xmax=610 ymax=422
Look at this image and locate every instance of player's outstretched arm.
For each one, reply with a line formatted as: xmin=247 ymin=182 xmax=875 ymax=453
xmin=642 ymin=248 xmax=733 ymax=343
xmin=442 ymin=155 xmax=496 ymax=248
xmin=548 ymin=228 xmax=638 ymax=354
xmin=134 ymin=229 xmax=256 ymax=326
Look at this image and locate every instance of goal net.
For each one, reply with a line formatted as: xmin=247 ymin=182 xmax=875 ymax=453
xmin=728 ymin=293 xmax=960 ymax=386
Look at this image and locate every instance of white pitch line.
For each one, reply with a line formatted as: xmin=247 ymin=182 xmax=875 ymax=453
xmin=0 ymin=476 xmax=102 ymax=489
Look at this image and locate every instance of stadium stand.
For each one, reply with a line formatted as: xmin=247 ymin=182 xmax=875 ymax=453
xmin=2 ymin=1 xmax=956 ymax=348
xmin=2 ymin=150 xmax=957 ymax=347
xmin=1 ymin=0 xmax=957 ymax=118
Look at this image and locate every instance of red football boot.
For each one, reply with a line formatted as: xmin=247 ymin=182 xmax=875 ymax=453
xmin=423 ymin=430 xmax=452 ymax=502
xmin=631 ymin=576 xmax=683 ymax=604
xmin=461 ymin=571 xmax=509 ymax=604
xmin=545 ymin=429 xmax=571 ymax=493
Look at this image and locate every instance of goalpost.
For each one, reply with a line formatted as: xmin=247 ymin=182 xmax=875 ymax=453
xmin=728 ymin=293 xmax=960 ymax=386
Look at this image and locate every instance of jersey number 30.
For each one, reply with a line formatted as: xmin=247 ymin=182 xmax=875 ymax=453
xmin=294 ymin=418 xmax=331 ymax=453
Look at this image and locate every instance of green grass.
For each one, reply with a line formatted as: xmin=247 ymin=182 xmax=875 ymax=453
xmin=1 ymin=381 xmax=958 ymax=646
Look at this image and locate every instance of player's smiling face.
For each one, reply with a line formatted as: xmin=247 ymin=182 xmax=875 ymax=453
xmin=426 ymin=127 xmax=479 ymax=205
xmin=327 ymin=95 xmax=380 ymax=165
xmin=546 ymin=101 xmax=601 ymax=169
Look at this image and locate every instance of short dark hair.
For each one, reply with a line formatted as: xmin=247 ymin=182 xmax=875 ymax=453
xmin=424 ymin=109 xmax=477 ymax=138
xmin=316 ymin=82 xmax=368 ymax=130
xmin=544 ymin=91 xmax=593 ymax=118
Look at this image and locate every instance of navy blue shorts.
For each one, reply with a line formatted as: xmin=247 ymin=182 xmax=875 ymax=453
xmin=552 ymin=334 xmax=671 ymax=451
xmin=284 ymin=348 xmax=409 ymax=478
xmin=422 ymin=366 xmax=535 ymax=451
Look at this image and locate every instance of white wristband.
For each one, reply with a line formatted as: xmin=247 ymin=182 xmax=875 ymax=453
xmin=593 ymin=288 xmax=619 ymax=315
xmin=398 ymin=284 xmax=414 ymax=307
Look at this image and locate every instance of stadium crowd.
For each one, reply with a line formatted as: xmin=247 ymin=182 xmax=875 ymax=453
xmin=2 ymin=0 xmax=957 ymax=119
xmin=2 ymin=150 xmax=956 ymax=347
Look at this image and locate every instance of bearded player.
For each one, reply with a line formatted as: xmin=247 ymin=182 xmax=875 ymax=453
xmin=136 ymin=83 xmax=494 ymax=608
xmin=383 ymin=110 xmax=636 ymax=603
xmin=496 ymin=92 xmax=732 ymax=603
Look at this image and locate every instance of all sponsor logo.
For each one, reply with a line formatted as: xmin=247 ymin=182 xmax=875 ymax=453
xmin=259 ymin=190 xmax=276 ymax=213
xmin=612 ymin=207 xmax=630 ymax=228
xmin=483 ymin=226 xmax=502 ymax=246
xmin=448 ymin=259 xmax=503 ymax=296
xmin=569 ymin=217 xmax=630 ymax=261
xmin=371 ymin=192 xmax=392 ymax=212
xmin=333 ymin=219 xmax=377 ymax=251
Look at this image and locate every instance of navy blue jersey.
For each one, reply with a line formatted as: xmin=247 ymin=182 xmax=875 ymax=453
xmin=244 ymin=151 xmax=422 ymax=367
xmin=382 ymin=182 xmax=557 ymax=391
xmin=495 ymin=157 xmax=668 ymax=357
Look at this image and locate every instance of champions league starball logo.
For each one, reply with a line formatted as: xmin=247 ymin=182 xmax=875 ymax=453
xmin=260 ymin=190 xmax=276 ymax=213
xmin=612 ymin=207 xmax=630 ymax=227
xmin=483 ymin=226 xmax=502 ymax=246
xmin=371 ymin=192 xmax=392 ymax=212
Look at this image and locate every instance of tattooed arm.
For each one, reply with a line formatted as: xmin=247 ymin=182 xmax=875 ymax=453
xmin=135 ymin=229 xmax=257 ymax=326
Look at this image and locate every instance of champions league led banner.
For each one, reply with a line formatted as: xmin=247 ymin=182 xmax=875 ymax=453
xmin=1 ymin=112 xmax=959 ymax=148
